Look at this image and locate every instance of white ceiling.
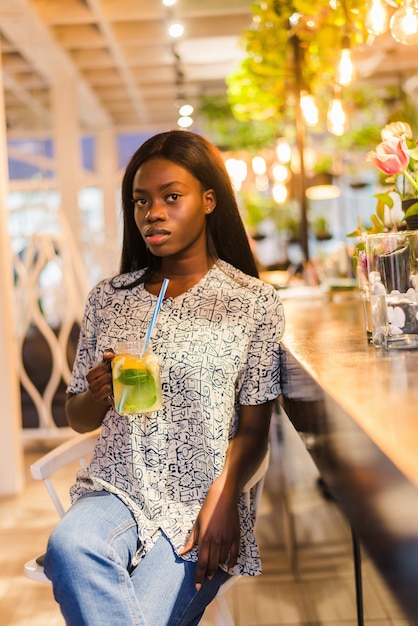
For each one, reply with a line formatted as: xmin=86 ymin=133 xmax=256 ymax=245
xmin=1 ymin=0 xmax=418 ymax=138
xmin=0 ymin=0 xmax=252 ymax=135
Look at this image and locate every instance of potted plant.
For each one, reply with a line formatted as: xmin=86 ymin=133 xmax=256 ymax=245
xmin=366 ymin=121 xmax=418 ymax=230
xmin=312 ymin=215 xmax=332 ymax=241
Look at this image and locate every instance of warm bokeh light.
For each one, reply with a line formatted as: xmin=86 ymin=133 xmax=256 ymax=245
xmin=365 ymin=0 xmax=389 ymax=36
xmin=327 ymin=96 xmax=349 ymax=136
xmin=272 ymin=163 xmax=289 ymax=182
xmin=225 ymin=158 xmax=248 ymax=191
xmin=252 ymin=156 xmax=267 ymax=175
xmin=390 ymin=0 xmax=418 ymax=45
xmin=300 ymin=93 xmax=319 ymax=126
xmin=276 ymin=139 xmax=292 ymax=163
xmin=177 ymin=116 xmax=193 ymax=128
xmin=272 ymin=183 xmax=288 ymax=203
xmin=168 ymin=23 xmax=184 ymax=37
xmin=306 ymin=184 xmax=341 ymax=200
xmin=335 ymin=48 xmax=354 ymax=86
xmin=179 ymin=104 xmax=194 ymax=116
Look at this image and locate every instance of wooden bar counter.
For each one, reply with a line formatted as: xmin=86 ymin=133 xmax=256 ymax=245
xmin=279 ymin=293 xmax=418 ymax=625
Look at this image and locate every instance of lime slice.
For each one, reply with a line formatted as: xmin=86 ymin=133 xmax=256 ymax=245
xmin=118 ymin=367 xmax=157 ymax=411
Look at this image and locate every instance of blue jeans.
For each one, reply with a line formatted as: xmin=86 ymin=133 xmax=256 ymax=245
xmin=44 ymin=491 xmax=231 ymax=626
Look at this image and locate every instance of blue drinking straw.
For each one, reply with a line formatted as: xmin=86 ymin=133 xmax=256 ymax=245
xmin=143 ymin=278 xmax=169 ymax=352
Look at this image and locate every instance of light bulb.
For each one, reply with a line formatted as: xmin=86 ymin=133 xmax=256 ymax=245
xmin=225 ymin=159 xmax=247 ymax=185
xmin=276 ymin=139 xmax=292 ymax=163
xmin=177 ymin=116 xmax=193 ymax=128
xmin=365 ymin=0 xmax=389 ymax=36
xmin=335 ymin=48 xmax=354 ymax=86
xmin=252 ymin=156 xmax=266 ymax=175
xmin=327 ymin=96 xmax=348 ymax=136
xmin=168 ymin=22 xmax=184 ymax=38
xmin=272 ymin=163 xmax=289 ymax=182
xmin=390 ymin=0 xmax=418 ymax=45
xmin=300 ymin=92 xmax=319 ymax=126
xmin=272 ymin=183 xmax=288 ymax=203
xmin=179 ymin=103 xmax=193 ymax=116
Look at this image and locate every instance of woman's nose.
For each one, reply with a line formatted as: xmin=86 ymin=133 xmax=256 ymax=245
xmin=145 ymin=201 xmax=165 ymax=221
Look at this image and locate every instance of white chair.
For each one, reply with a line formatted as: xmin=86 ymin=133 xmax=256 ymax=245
xmin=24 ymin=431 xmax=98 ymax=582
xmin=24 ymin=433 xmax=269 ymax=625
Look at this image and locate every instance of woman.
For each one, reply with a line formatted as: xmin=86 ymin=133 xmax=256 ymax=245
xmin=44 ymin=130 xmax=284 ymax=625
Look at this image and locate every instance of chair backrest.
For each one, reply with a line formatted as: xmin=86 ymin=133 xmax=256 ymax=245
xmin=24 ymin=431 xmax=98 ymax=583
xmin=30 ymin=431 xmax=98 ymax=517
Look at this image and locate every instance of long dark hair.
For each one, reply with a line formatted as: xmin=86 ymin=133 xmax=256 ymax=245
xmin=118 ymin=130 xmax=258 ymax=280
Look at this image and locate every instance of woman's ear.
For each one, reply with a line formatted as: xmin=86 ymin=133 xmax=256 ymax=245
xmin=204 ymin=189 xmax=216 ymax=214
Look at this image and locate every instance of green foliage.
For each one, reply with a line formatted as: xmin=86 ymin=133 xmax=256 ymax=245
xmin=403 ymin=201 xmax=418 ymax=218
xmin=375 ymin=192 xmax=394 ymax=209
xmin=239 ymin=190 xmax=300 ymax=236
xmin=198 ymin=94 xmax=278 ymax=150
xmin=227 ymin=0 xmax=369 ymax=125
xmin=220 ymin=3 xmax=418 ymax=161
xmin=312 ymin=215 xmax=332 ymax=239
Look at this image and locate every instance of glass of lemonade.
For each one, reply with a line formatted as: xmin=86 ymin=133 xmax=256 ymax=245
xmin=112 ymin=340 xmax=162 ymax=414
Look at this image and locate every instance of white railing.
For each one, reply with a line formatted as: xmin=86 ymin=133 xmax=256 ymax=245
xmin=11 ymin=208 xmax=90 ymax=439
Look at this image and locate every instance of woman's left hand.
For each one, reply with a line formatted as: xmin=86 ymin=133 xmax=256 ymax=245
xmin=179 ymin=479 xmax=240 ymax=590
xmin=180 ymin=401 xmax=274 ymax=591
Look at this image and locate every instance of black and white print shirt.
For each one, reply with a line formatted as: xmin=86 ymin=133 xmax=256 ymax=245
xmin=68 ymin=260 xmax=284 ymax=576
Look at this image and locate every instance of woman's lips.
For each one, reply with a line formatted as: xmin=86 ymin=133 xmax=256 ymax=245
xmin=144 ymin=228 xmax=170 ymax=245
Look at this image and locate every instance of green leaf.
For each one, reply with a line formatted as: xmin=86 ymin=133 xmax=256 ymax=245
xmin=404 ymin=201 xmax=418 ymax=218
xmin=370 ymin=214 xmax=386 ymax=231
xmin=374 ymin=192 xmax=394 ymax=208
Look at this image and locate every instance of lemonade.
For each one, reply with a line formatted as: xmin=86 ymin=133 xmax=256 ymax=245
xmin=112 ymin=343 xmax=162 ymax=414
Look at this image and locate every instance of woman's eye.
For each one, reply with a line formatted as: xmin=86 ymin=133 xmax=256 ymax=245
xmin=133 ymin=198 xmax=147 ymax=208
xmin=167 ymin=193 xmax=180 ymax=202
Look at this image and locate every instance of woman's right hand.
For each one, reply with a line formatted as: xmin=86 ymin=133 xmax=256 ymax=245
xmin=66 ymin=349 xmax=117 ymax=432
xmin=85 ymin=349 xmax=115 ymax=406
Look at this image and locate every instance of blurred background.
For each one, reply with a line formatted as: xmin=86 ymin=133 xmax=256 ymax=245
xmin=1 ymin=3 xmax=417 ymax=624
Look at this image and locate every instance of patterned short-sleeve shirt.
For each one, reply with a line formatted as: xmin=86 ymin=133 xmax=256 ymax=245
xmin=68 ymin=260 xmax=284 ymax=576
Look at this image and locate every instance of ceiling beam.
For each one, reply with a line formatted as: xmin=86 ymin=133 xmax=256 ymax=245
xmin=0 ymin=0 xmax=111 ymax=130
xmin=84 ymin=0 xmax=149 ymax=123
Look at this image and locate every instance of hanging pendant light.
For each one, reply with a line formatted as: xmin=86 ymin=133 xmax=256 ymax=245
xmin=365 ymin=0 xmax=389 ymax=35
xmin=390 ymin=0 xmax=418 ymax=45
xmin=335 ymin=37 xmax=355 ymax=86
xmin=300 ymin=91 xmax=319 ymax=126
xmin=327 ymin=88 xmax=349 ymax=136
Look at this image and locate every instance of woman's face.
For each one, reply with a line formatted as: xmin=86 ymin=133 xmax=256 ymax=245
xmin=132 ymin=157 xmax=216 ymax=262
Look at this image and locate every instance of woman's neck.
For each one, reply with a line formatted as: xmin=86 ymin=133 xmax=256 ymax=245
xmin=146 ymin=256 xmax=215 ymax=298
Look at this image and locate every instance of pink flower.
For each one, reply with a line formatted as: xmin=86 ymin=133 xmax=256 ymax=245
xmin=366 ymin=135 xmax=410 ymax=176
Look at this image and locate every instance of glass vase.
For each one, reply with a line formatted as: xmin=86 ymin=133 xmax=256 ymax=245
xmin=366 ymin=231 xmax=418 ymax=349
